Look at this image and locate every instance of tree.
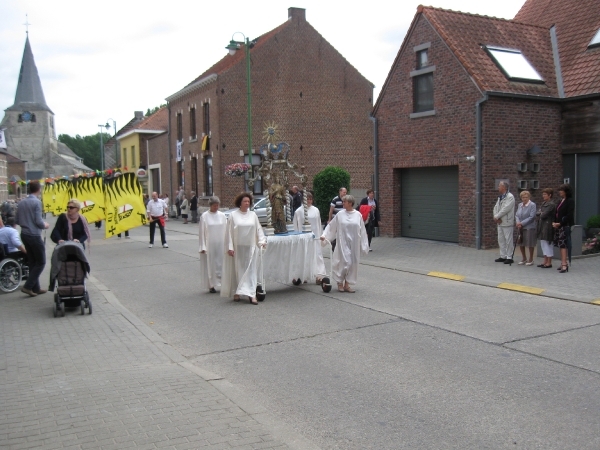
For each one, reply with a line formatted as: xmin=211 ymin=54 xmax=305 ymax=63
xmin=146 ymin=104 xmax=166 ymax=116
xmin=313 ymin=166 xmax=351 ymax=223
xmin=58 ymin=133 xmax=109 ymax=171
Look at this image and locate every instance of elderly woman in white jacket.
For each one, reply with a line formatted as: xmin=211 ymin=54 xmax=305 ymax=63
xmin=293 ymin=191 xmax=326 ymax=283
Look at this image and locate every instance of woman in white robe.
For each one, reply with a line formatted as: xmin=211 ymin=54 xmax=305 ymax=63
xmin=221 ymin=193 xmax=267 ymax=305
xmin=293 ymin=192 xmax=326 ymax=282
xmin=199 ymin=196 xmax=227 ymax=293
xmin=321 ymin=194 xmax=369 ymax=293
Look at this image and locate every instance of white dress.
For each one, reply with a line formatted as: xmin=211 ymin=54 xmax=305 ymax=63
xmin=294 ymin=205 xmax=326 ymax=276
xmin=221 ymin=210 xmax=266 ymax=298
xmin=321 ymin=209 xmax=369 ymax=286
xmin=198 ymin=210 xmax=227 ymax=290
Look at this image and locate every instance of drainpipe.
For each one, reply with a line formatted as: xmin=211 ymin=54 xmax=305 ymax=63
xmin=167 ymin=103 xmax=173 ymax=210
xmin=370 ymin=115 xmax=379 ymax=236
xmin=146 ymin=139 xmax=150 ymax=193
xmin=475 ymin=94 xmax=488 ymax=249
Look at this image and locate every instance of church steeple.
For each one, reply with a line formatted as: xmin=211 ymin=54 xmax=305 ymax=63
xmin=6 ymin=36 xmax=52 ymax=113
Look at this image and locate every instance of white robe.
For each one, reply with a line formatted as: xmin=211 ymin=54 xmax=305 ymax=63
xmin=321 ymin=209 xmax=369 ymax=286
xmin=198 ymin=210 xmax=227 ymax=290
xmin=221 ymin=210 xmax=266 ymax=298
xmin=294 ymin=205 xmax=326 ymax=276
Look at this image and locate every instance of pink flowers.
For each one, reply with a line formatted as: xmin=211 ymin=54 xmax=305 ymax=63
xmin=225 ymin=163 xmax=251 ymax=177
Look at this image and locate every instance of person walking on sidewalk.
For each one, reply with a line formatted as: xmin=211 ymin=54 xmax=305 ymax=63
xmin=146 ymin=192 xmax=168 ymax=248
xmin=190 ymin=191 xmax=198 ymax=224
xmin=15 ymin=181 xmax=49 ymax=296
xmin=493 ymin=181 xmax=515 ymax=264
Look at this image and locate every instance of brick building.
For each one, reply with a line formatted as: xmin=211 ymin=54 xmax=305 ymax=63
xmin=374 ymin=0 xmax=600 ymax=248
xmin=165 ymin=7 xmax=374 ymax=209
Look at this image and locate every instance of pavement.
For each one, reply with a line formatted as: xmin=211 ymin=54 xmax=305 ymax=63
xmin=1 ymin=217 xmax=599 ymax=450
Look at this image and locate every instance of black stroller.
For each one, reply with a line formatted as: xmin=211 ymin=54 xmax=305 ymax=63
xmin=49 ymin=242 xmax=91 ymax=317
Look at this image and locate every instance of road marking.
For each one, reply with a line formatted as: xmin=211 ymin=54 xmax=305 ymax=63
xmin=428 ymin=271 xmax=466 ymax=281
xmin=591 ymin=299 xmax=600 ymax=306
xmin=497 ymin=283 xmax=545 ymax=295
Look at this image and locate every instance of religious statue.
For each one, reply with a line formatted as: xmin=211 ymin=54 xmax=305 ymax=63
xmin=269 ymin=175 xmax=288 ymax=234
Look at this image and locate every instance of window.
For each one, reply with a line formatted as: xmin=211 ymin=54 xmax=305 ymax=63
xmin=204 ymin=156 xmax=213 ymax=196
xmin=191 ymin=156 xmax=198 ymax=195
xmin=123 ymin=147 xmax=128 ymax=168
xmin=484 ymin=46 xmax=543 ymax=83
xmin=589 ymin=29 xmax=600 ymax=48
xmin=416 ymin=49 xmax=428 ymax=69
xmin=203 ymin=102 xmax=210 ymax=135
xmin=189 ymin=107 xmax=196 ymax=139
xmin=177 ymin=160 xmax=183 ymax=189
xmin=413 ymin=73 xmax=434 ymax=113
xmin=176 ymin=112 xmax=183 ymax=141
xmin=132 ymin=145 xmax=136 ymax=168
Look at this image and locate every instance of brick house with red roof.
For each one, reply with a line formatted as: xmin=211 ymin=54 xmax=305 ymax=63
xmin=165 ymin=7 xmax=374 ymax=209
xmin=373 ymin=0 xmax=600 ymax=248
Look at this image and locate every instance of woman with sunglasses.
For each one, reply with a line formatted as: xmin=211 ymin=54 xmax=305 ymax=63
xmin=50 ymin=199 xmax=91 ymax=249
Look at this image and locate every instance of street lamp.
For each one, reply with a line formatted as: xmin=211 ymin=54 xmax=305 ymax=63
xmin=226 ymin=32 xmax=257 ymax=168
xmin=97 ymin=123 xmax=110 ymax=172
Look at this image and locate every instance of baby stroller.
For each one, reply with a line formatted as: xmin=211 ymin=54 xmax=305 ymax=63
xmin=49 ymin=241 xmax=91 ymax=317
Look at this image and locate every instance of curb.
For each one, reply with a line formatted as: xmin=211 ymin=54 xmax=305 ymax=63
xmin=88 ymin=274 xmax=321 ymax=450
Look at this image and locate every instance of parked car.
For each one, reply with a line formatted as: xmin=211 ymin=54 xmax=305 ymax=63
xmin=223 ymin=196 xmax=289 ymax=226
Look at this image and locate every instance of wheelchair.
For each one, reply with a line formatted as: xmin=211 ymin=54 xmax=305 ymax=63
xmin=0 ymin=245 xmax=29 ymax=293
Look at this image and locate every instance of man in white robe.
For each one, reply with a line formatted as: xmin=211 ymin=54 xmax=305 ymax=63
xmin=321 ymin=194 xmax=369 ymax=292
xmin=293 ymin=192 xmax=326 ymax=282
xmin=199 ymin=197 xmax=227 ymax=293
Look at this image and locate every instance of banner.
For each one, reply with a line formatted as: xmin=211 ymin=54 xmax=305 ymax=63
xmin=104 ymin=173 xmax=147 ymax=238
xmin=42 ymin=179 xmax=71 ymax=215
xmin=176 ymin=140 xmax=182 ymax=161
xmin=69 ymin=176 xmax=106 ymax=223
xmin=0 ymin=129 xmax=6 ymax=149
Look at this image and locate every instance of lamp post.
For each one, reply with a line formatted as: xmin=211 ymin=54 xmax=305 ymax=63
xmin=97 ymin=124 xmax=109 ymax=172
xmin=226 ymin=33 xmax=256 ymax=168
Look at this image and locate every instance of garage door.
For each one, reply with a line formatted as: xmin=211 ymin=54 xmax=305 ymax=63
xmin=401 ymin=166 xmax=459 ymax=242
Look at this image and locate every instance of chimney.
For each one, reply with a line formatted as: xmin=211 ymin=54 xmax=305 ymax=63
xmin=288 ymin=7 xmax=306 ymax=21
xmin=134 ymin=111 xmax=144 ymax=119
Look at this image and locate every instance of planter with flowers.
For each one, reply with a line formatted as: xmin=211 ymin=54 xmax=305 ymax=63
xmin=583 ymin=231 xmax=600 ymax=255
xmin=225 ymin=163 xmax=251 ymax=177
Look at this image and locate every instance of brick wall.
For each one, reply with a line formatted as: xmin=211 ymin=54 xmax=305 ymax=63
xmin=375 ymin=14 xmax=563 ymax=248
xmin=167 ymin=9 xmax=373 ymax=209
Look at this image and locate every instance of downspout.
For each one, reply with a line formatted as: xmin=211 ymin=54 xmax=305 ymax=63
xmin=146 ymin=139 xmax=150 ymax=193
xmin=370 ymin=115 xmax=379 ymax=236
xmin=167 ymin=103 xmax=173 ymax=209
xmin=475 ymin=94 xmax=488 ymax=249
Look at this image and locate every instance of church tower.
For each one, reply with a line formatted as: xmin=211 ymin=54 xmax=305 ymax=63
xmin=1 ymin=35 xmax=89 ymax=179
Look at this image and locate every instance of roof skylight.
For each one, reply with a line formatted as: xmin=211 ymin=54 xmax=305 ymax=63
xmin=589 ymin=29 xmax=600 ymax=48
xmin=484 ymin=46 xmax=544 ymax=83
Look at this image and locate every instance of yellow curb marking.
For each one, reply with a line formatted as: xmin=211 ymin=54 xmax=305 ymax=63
xmin=591 ymin=299 xmax=600 ymax=306
xmin=497 ymin=283 xmax=545 ymax=295
xmin=428 ymin=271 xmax=466 ymax=281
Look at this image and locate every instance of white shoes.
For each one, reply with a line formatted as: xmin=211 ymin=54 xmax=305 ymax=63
xmin=163 ymin=243 xmax=169 ymax=248
xmin=149 ymin=244 xmax=153 ymax=248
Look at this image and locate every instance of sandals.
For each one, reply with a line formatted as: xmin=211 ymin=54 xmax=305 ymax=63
xmin=316 ymin=277 xmax=323 ymax=285
xmin=250 ymin=296 xmax=258 ymax=305
xmin=343 ymin=284 xmax=355 ymax=293
xmin=233 ymin=295 xmax=241 ymax=302
xmin=337 ymin=283 xmax=344 ymax=292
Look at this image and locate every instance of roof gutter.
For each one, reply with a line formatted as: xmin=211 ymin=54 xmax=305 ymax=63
xmin=165 ymin=74 xmax=218 ymax=103
xmin=475 ymin=94 xmax=488 ymax=250
xmin=117 ymin=129 xmax=165 ymax=140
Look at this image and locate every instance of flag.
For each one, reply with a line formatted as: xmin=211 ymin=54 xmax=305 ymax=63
xmin=0 ymin=129 xmax=6 ymax=149
xmin=69 ymin=176 xmax=105 ymax=223
xmin=201 ymin=135 xmax=209 ymax=151
xmin=42 ymin=179 xmax=71 ymax=215
xmin=104 ymin=173 xmax=146 ymax=238
xmin=176 ymin=140 xmax=182 ymax=161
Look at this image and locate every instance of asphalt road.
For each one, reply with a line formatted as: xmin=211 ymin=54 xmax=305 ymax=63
xmin=90 ymin=224 xmax=600 ymax=449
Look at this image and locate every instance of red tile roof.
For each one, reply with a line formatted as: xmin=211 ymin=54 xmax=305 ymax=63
xmin=186 ymin=22 xmax=289 ymax=87
xmin=421 ymin=6 xmax=558 ymax=97
xmin=133 ymin=107 xmax=168 ymax=131
xmin=515 ymin=0 xmax=600 ymax=97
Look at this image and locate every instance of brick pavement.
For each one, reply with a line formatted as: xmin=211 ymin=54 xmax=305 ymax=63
xmin=0 ymin=257 xmax=314 ymax=450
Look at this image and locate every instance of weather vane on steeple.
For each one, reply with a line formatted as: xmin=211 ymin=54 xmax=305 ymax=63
xmin=23 ymin=14 xmax=31 ymax=34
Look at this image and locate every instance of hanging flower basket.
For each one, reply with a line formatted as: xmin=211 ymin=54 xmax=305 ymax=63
xmin=225 ymin=163 xmax=251 ymax=177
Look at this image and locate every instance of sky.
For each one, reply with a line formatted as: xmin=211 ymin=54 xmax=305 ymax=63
xmin=1 ymin=0 xmax=525 ymax=137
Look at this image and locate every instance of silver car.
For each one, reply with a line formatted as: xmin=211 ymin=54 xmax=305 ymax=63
xmin=223 ymin=196 xmax=289 ymax=226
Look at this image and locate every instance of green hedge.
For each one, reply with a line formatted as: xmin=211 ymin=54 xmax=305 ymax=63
xmin=313 ymin=166 xmax=350 ymax=223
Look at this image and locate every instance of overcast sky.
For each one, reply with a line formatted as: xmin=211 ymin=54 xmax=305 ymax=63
xmin=1 ymin=0 xmax=524 ymax=137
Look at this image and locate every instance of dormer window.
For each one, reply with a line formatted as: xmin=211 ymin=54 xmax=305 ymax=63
xmin=589 ymin=29 xmax=600 ymax=48
xmin=484 ymin=45 xmax=544 ymax=83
